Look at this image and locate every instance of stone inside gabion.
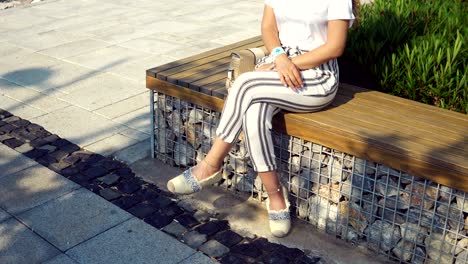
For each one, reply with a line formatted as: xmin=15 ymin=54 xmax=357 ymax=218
xmin=153 ymin=93 xmax=468 ymax=263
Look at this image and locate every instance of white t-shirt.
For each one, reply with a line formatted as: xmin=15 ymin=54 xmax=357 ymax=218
xmin=265 ymin=0 xmax=355 ymax=51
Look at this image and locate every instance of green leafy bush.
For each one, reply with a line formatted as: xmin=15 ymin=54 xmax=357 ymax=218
xmin=341 ymin=0 xmax=467 ymax=113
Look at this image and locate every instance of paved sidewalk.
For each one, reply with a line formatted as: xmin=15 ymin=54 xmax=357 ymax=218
xmin=0 ymin=144 xmax=215 ymax=264
xmin=0 ymin=0 xmax=263 ymax=163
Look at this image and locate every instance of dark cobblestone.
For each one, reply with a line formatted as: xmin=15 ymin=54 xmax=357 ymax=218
xmin=4 ymin=138 xmax=23 ymax=148
xmin=99 ymin=188 xmax=122 ymax=201
xmin=199 ymin=240 xmax=230 ymax=258
xmin=60 ymin=166 xmax=80 ymax=177
xmin=36 ymin=155 xmax=58 ymax=166
xmin=280 ymin=246 xmax=305 ymax=261
xmin=297 ymin=255 xmax=321 ymax=264
xmin=214 ymin=230 xmax=243 ymax=248
xmin=97 ymin=173 xmax=120 ymax=185
xmin=51 ymin=138 xmax=71 ymax=148
xmin=11 ymin=119 xmax=30 ymax=128
xmin=0 ymin=133 xmax=13 ymax=142
xmin=26 ymin=123 xmax=43 ymax=132
xmin=148 ymin=195 xmax=173 ymax=209
xmin=82 ymin=182 xmax=102 ymax=194
xmin=15 ymin=143 xmax=34 ymax=153
xmin=231 ymin=243 xmax=262 ymax=258
xmin=163 ymin=204 xmax=184 ymax=218
xmin=48 ymin=161 xmax=71 ymax=173
xmin=144 ymin=211 xmax=174 ymax=229
xmin=182 ymin=230 xmax=207 ymax=248
xmin=62 ymin=153 xmax=82 ymax=165
xmin=31 ymin=129 xmax=50 ymax=138
xmin=11 ymin=128 xmax=36 ymax=142
xmin=116 ymin=180 xmax=140 ymax=194
xmin=112 ymin=195 xmax=141 ymax=210
xmin=82 ymin=166 xmax=109 ymax=179
xmin=42 ymin=134 xmax=59 ymax=143
xmin=220 ymin=253 xmax=247 ymax=264
xmin=175 ymin=213 xmax=200 ymax=228
xmin=128 ymin=202 xmax=156 ymax=218
xmin=96 ymin=159 xmax=123 ymax=171
xmin=195 ymin=221 xmax=223 ymax=237
xmin=252 ymin=238 xmax=284 ymax=252
xmin=49 ymin=149 xmax=71 ymax=161
xmin=30 ymin=138 xmax=48 ymax=148
xmin=115 ymin=167 xmax=135 ymax=178
xmin=259 ymin=252 xmax=289 ymax=264
xmin=68 ymin=173 xmax=92 ymax=185
xmin=59 ymin=143 xmax=80 ymax=154
xmin=0 ymin=120 xmax=5 ymax=127
xmin=160 ymin=220 xmax=187 ymax=237
xmin=135 ymin=187 xmax=160 ymax=201
xmin=37 ymin=144 xmax=57 ymax=153
xmin=3 ymin=116 xmax=20 ymax=123
xmin=0 ymin=110 xmax=12 ymax=119
xmin=0 ymin=124 xmax=16 ymax=133
xmin=24 ymin=148 xmax=48 ymax=159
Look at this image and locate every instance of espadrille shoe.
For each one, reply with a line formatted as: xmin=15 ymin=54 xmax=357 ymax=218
xmin=167 ymin=167 xmax=222 ymax=195
xmin=266 ymin=185 xmax=291 ymax=237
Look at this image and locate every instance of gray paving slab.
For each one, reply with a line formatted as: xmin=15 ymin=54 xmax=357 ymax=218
xmin=0 ymin=94 xmax=47 ymax=121
xmin=64 ymin=45 xmax=152 ymax=73
xmin=56 ymin=78 xmax=142 ymax=111
xmin=94 ymin=92 xmax=148 ymax=119
xmin=0 ymin=50 xmax=62 ymax=78
xmin=6 ymin=29 xmax=89 ymax=52
xmin=0 ymin=164 xmax=80 ymax=215
xmin=17 ymin=188 xmax=132 ymax=251
xmin=43 ymin=254 xmax=79 ymax=264
xmin=31 ymin=105 xmax=126 ymax=147
xmin=0 ymin=218 xmax=61 ymax=264
xmin=84 ymin=133 xmax=139 ymax=157
xmin=119 ymin=128 xmax=150 ymax=142
xmin=0 ymin=144 xmax=37 ymax=179
xmin=178 ymin=253 xmax=216 ymax=264
xmin=0 ymin=78 xmax=70 ymax=114
xmin=0 ymin=208 xmax=11 ymax=223
xmin=66 ymin=217 xmax=196 ymax=264
xmin=112 ymin=106 xmax=150 ymax=134
xmin=106 ymin=54 xmax=175 ymax=85
xmin=112 ymin=140 xmax=150 ymax=164
xmin=38 ymin=38 xmax=111 ymax=60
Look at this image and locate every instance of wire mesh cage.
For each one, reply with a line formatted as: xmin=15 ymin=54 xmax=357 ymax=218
xmin=151 ymin=91 xmax=468 ymax=264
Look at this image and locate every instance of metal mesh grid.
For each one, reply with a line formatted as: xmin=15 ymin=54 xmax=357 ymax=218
xmin=151 ymin=91 xmax=468 ymax=264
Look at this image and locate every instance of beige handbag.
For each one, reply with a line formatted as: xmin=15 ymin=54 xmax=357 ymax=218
xmin=225 ymin=46 xmax=269 ymax=92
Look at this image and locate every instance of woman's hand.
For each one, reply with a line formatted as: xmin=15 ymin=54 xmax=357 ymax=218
xmin=274 ymin=54 xmax=303 ymax=89
xmin=255 ymin=63 xmax=275 ymax=72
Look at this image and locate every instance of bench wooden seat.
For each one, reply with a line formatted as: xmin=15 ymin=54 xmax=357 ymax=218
xmin=146 ymin=36 xmax=468 ymax=192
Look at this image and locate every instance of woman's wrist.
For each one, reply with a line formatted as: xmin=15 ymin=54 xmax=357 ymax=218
xmin=271 ymin=46 xmax=285 ymax=58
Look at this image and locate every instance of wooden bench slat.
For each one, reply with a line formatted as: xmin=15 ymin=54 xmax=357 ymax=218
xmin=154 ymin=40 xmax=264 ymax=80
xmin=166 ymin=58 xmax=230 ymax=85
xmin=314 ymin=106 xmax=468 ymax=166
xmin=340 ymin=84 xmax=468 ymax=127
xmin=147 ymin=36 xmax=262 ymax=77
xmin=190 ymin=71 xmax=229 ymax=95
xmin=332 ymin=95 xmax=468 ymax=149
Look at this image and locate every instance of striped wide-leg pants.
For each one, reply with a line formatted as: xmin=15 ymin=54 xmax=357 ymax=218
xmin=216 ymin=53 xmax=339 ymax=172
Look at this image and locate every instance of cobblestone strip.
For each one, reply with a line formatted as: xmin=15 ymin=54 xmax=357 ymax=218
xmin=0 ymin=108 xmax=321 ymax=264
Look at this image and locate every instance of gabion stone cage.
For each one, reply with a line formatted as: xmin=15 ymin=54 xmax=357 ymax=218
xmin=151 ymin=92 xmax=468 ymax=264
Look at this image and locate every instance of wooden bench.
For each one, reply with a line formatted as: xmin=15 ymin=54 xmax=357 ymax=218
xmin=146 ymin=35 xmax=468 ymax=193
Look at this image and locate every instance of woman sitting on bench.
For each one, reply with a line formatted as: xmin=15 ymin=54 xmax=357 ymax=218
xmin=167 ymin=0 xmax=357 ymax=237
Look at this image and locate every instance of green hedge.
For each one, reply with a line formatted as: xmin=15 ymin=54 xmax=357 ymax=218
xmin=342 ymin=0 xmax=467 ymax=113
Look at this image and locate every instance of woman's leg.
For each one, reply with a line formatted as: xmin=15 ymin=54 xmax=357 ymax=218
xmin=193 ymin=62 xmax=337 ymax=181
xmin=242 ymin=102 xmax=285 ymax=210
